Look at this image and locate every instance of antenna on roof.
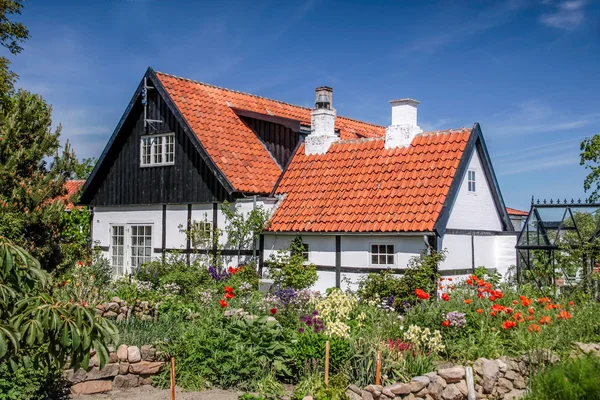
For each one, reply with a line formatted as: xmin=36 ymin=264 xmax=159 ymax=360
xmin=143 ymin=76 xmax=164 ymax=133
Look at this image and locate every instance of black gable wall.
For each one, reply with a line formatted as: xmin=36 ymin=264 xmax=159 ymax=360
xmin=84 ymin=86 xmax=232 ymax=206
xmin=242 ymin=117 xmax=301 ymax=168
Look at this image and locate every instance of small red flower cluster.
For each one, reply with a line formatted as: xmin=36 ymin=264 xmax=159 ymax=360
xmin=415 ymin=288 xmax=430 ymax=300
xmin=220 ymin=286 xmax=235 ymax=307
xmin=228 ymin=266 xmax=239 ymax=275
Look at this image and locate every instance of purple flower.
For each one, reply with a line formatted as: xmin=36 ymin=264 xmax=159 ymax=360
xmin=311 ymin=310 xmax=319 ymax=316
xmin=387 ymin=295 xmax=395 ymax=307
xmin=298 ymin=327 xmax=305 ymax=333
xmin=208 ymin=266 xmax=230 ymax=282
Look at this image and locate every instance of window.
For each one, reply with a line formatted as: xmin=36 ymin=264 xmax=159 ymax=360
xmin=371 ymin=244 xmax=395 ymax=266
xmin=301 ymin=243 xmax=309 ymax=261
xmin=468 ymin=170 xmax=476 ymax=192
xmin=140 ymin=133 xmax=175 ymax=166
xmin=130 ymin=225 xmax=152 ymax=273
xmin=191 ymin=220 xmax=212 ymax=248
xmin=111 ymin=225 xmax=125 ymax=275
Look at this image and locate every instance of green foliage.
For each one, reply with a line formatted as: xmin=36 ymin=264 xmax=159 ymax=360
xmin=71 ymin=157 xmax=96 ymax=180
xmin=116 ymin=314 xmax=184 ymax=347
xmin=58 ymin=206 xmax=92 ymax=272
xmin=221 ymin=200 xmax=270 ymax=259
xmin=580 ymin=134 xmax=600 ymax=203
xmin=0 ymin=90 xmax=78 ymax=270
xmin=0 ymin=0 xmax=29 ymax=108
xmin=268 ymin=236 xmax=318 ymax=290
xmin=291 ymin=331 xmax=351 ymax=377
xmin=0 ymin=361 xmax=64 ymax=400
xmin=358 ymin=249 xmax=445 ymax=305
xmin=525 ymin=356 xmax=600 ymax=400
xmin=293 ymin=372 xmax=349 ymax=400
xmin=0 ymin=236 xmax=118 ymax=371
xmin=251 ymin=372 xmax=286 ymax=400
xmin=53 ymin=253 xmax=112 ymax=307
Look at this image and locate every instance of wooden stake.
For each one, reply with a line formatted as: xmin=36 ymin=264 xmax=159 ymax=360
xmin=325 ymin=340 xmax=330 ymax=387
xmin=375 ymin=350 xmax=381 ymax=385
xmin=170 ymin=357 xmax=176 ymax=400
xmin=465 ymin=366 xmax=476 ymax=400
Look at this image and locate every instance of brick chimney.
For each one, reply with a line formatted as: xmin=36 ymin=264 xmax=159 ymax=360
xmin=305 ymin=86 xmax=337 ymax=155
xmin=385 ymin=98 xmax=422 ymax=149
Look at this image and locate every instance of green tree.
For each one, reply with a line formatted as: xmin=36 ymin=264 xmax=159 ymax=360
xmin=221 ymin=200 xmax=270 ymax=261
xmin=0 ymin=236 xmax=117 ymax=371
xmin=267 ymin=236 xmax=317 ymax=289
xmin=0 ymin=0 xmax=29 ymax=109
xmin=580 ymin=134 xmax=600 ymax=202
xmin=71 ymin=157 xmax=97 ymax=180
xmin=0 ymin=90 xmax=77 ymax=270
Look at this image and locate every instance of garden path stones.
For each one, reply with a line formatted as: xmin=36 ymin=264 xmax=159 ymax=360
xmin=437 ymin=367 xmax=465 ymax=383
xmin=113 ymin=374 xmax=139 ymax=389
xmin=117 ymin=344 xmax=128 ymax=361
xmin=127 ymin=346 xmax=142 ymax=363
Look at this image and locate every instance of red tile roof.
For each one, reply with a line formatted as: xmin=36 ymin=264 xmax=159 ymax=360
xmin=155 ymin=72 xmax=385 ymax=194
xmin=267 ymin=128 xmax=472 ymax=233
xmin=56 ymin=180 xmax=85 ymax=210
xmin=506 ymin=207 xmax=528 ymax=216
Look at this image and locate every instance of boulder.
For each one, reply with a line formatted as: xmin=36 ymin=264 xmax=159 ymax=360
xmin=455 ymin=380 xmax=468 ymax=396
xmin=107 ymin=302 xmax=120 ymax=312
xmin=495 ymin=378 xmax=513 ymax=395
xmin=113 ymin=374 xmax=139 ymax=389
xmin=117 ymin=344 xmax=128 ymax=361
xmin=64 ymin=368 xmax=88 ymax=384
xmin=513 ymin=375 xmax=527 ymax=390
xmin=346 ymin=390 xmax=362 ymax=400
xmin=104 ymin=311 xmax=118 ymax=318
xmin=473 ymin=358 xmax=499 ymax=394
xmin=381 ymin=387 xmax=395 ymax=398
xmin=521 ymin=349 xmax=559 ymax=365
xmin=504 ymin=370 xmax=520 ymax=381
xmin=70 ymin=380 xmax=112 ymax=395
xmin=349 ymin=384 xmax=363 ymax=395
xmin=496 ymin=358 xmax=507 ymax=373
xmin=109 ymin=352 xmax=119 ymax=364
xmin=128 ymin=361 xmax=164 ymax=375
xmin=361 ymin=390 xmax=374 ymax=400
xmin=86 ymin=364 xmax=120 ymax=380
xmin=504 ymin=389 xmax=526 ymax=400
xmin=89 ymin=354 xmax=98 ymax=368
xmin=437 ymin=367 xmax=465 ymax=383
xmin=141 ymin=345 xmax=155 ymax=361
xmin=303 ymin=397 xmax=315 ymax=400
xmin=119 ymin=362 xmax=129 ymax=375
xmin=386 ymin=382 xmax=412 ymax=395
xmin=427 ymin=381 xmax=445 ymax=400
xmin=441 ymin=384 xmax=462 ymax=400
xmin=127 ymin=346 xmax=141 ymax=363
xmin=139 ymin=375 xmax=153 ymax=385
xmin=410 ymin=376 xmax=430 ymax=393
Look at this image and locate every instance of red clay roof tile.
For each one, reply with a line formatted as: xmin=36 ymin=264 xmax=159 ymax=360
xmin=267 ymin=128 xmax=472 ymax=233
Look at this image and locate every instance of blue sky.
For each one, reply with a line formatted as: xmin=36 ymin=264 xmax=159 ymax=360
xmin=4 ymin=0 xmax=600 ymax=210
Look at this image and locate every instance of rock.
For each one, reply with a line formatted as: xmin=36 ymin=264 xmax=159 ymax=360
xmin=504 ymin=370 xmax=519 ymax=381
xmin=361 ymin=390 xmax=374 ymax=400
xmin=387 ymin=382 xmax=412 ymax=395
xmin=303 ymin=396 xmax=315 ymax=400
xmin=473 ymin=358 xmax=499 ymax=394
xmin=139 ymin=375 xmax=153 ymax=385
xmin=381 ymin=387 xmax=395 ymax=398
xmin=64 ymin=368 xmax=88 ymax=384
xmin=109 ymin=352 xmax=119 ymax=364
xmin=425 ymin=372 xmax=438 ymax=380
xmin=117 ymin=344 xmax=128 ymax=361
xmin=496 ymin=358 xmax=507 ymax=373
xmin=521 ymin=349 xmax=559 ymax=365
xmin=266 ymin=316 xmax=277 ymax=323
xmin=141 ymin=345 xmax=155 ymax=361
xmin=113 ymin=374 xmax=139 ymax=389
xmin=455 ymin=380 xmax=467 ymax=396
xmin=95 ymin=304 xmax=105 ymax=311
xmin=438 ymin=367 xmax=465 ymax=383
xmin=441 ymin=384 xmax=462 ymax=400
xmin=107 ymin=302 xmax=120 ymax=312
xmin=104 ymin=311 xmax=118 ymax=318
xmin=120 ymin=306 xmax=128 ymax=314
xmin=416 ymin=387 xmax=429 ymax=397
xmin=116 ymin=313 xmax=125 ymax=324
xmin=495 ymin=378 xmax=513 ymax=395
xmin=427 ymin=381 xmax=444 ymax=400
xmin=89 ymin=354 xmax=98 ymax=368
xmin=224 ymin=310 xmax=236 ymax=317
xmin=119 ymin=362 xmax=129 ymax=375
xmin=513 ymin=375 xmax=527 ymax=390
xmin=346 ymin=390 xmax=362 ymax=400
xmin=140 ymin=301 xmax=149 ymax=310
xmin=574 ymin=342 xmax=600 ymax=355
xmin=349 ymin=385 xmax=363 ymax=395
xmin=504 ymin=389 xmax=526 ymax=400
xmin=111 ymin=296 xmax=121 ymax=303
xmin=410 ymin=376 xmax=430 ymax=393
xmin=127 ymin=346 xmax=141 ymax=363
xmin=70 ymin=380 xmax=112 ymax=395
xmin=128 ymin=361 xmax=164 ymax=375
xmin=85 ymin=364 xmax=119 ymax=380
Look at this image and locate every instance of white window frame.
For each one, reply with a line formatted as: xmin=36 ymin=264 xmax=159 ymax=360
xmin=467 ymin=169 xmax=476 ymax=193
xmin=140 ymin=133 xmax=175 ymax=167
xmin=109 ymin=223 xmax=154 ymax=276
xmin=191 ymin=219 xmax=213 ymax=248
xmin=301 ymin=242 xmax=309 ymax=262
xmin=370 ymin=243 xmax=396 ymax=266
xmin=110 ymin=224 xmax=125 ymax=276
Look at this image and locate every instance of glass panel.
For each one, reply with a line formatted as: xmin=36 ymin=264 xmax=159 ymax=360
xmin=371 ymin=244 xmax=377 ymax=253
xmin=379 ymin=255 xmax=387 ymax=264
xmin=371 ymin=255 xmax=378 ymax=264
xmin=387 ymin=245 xmax=394 ymax=254
xmin=387 ymin=255 xmax=394 ymax=265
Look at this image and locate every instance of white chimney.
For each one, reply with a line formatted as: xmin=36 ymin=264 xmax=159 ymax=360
xmin=385 ymin=98 xmax=422 ymax=149
xmin=305 ymin=86 xmax=337 ymax=155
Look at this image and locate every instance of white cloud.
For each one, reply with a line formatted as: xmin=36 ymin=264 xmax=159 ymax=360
xmin=540 ymin=0 xmax=587 ymax=30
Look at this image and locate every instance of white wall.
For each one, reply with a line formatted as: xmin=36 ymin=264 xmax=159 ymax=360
xmin=496 ymin=235 xmax=517 ymax=279
xmin=510 ymin=215 xmax=524 ymax=232
xmin=438 ymin=234 xmax=471 ymax=272
xmin=446 ymin=150 xmax=502 ymax=231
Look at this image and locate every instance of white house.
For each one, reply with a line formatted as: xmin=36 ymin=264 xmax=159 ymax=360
xmin=80 ymin=68 xmax=517 ymax=291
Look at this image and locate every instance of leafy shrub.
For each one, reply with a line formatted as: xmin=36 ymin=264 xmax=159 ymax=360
xmin=0 ymin=361 xmax=64 ymax=400
xmin=267 ymin=237 xmax=317 ymax=290
xmin=525 ymin=356 xmax=600 ymax=400
xmin=291 ymin=331 xmax=351 ymax=378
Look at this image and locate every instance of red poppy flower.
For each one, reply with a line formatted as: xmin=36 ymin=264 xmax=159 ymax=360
xmin=439 ymin=285 xmax=444 ymax=290
xmin=228 ymin=266 xmax=239 ymax=275
xmin=512 ymin=300 xmax=519 ymax=305
xmin=224 ymin=292 xmax=234 ymax=299
xmin=526 ymin=315 xmax=534 ymax=321
xmin=544 ymin=304 xmax=557 ymax=310
xmin=492 ymin=304 xmax=505 ymax=312
xmin=491 ymin=311 xmax=497 ymax=317
xmin=537 ymin=297 xmax=551 ymax=304
xmin=502 ymin=320 xmax=516 ymax=330
xmin=224 ymin=286 xmax=234 ymax=294
xmin=464 ymin=299 xmax=473 ymax=304
xmin=270 ymin=308 xmax=277 ymax=315
xmin=557 ymin=310 xmax=572 ymax=320
xmin=415 ymin=289 xmax=430 ymax=300
xmin=477 ymin=279 xmax=486 ymax=287
xmin=489 ymin=295 xmax=497 ymax=302
xmin=476 ymin=308 xmax=484 ymax=314
xmin=528 ymin=324 xmax=541 ymax=333
xmin=219 ymin=299 xmax=228 ymax=308
xmin=448 ymin=277 xmax=453 ymax=281
xmin=569 ymin=301 xmax=575 ymax=307
xmin=528 ymin=307 xmax=535 ymax=315
xmin=520 ymin=296 xmax=532 ymax=307
xmin=538 ymin=315 xmax=551 ymax=325
xmin=504 ymin=307 xmax=514 ymax=314
xmin=466 ymin=279 xmax=473 ymax=286
xmin=442 ymin=320 xmax=450 ymax=327
xmin=441 ymin=293 xmax=450 ymax=302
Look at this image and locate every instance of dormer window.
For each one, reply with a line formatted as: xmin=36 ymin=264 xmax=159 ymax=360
xmin=140 ymin=133 xmax=175 ymax=167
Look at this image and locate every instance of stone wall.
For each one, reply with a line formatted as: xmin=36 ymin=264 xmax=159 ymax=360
xmin=345 ymin=349 xmax=562 ymax=400
xmin=94 ymin=296 xmax=159 ymax=323
xmin=64 ymin=344 xmax=165 ymax=395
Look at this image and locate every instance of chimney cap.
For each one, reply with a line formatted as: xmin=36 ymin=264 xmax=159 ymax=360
xmin=316 ymin=86 xmax=333 ymax=92
xmin=389 ymin=98 xmax=420 ymax=106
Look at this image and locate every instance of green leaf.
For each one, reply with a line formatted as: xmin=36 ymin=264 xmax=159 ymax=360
xmin=0 ymin=332 xmax=7 ymax=358
xmin=71 ymin=324 xmax=81 ymax=350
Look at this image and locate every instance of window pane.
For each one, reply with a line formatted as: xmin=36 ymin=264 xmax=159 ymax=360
xmin=145 ymin=226 xmax=152 ymax=236
xmin=379 ymin=255 xmax=387 ymax=264
xmin=387 ymin=245 xmax=394 ymax=254
xmin=371 ymin=244 xmax=377 ymax=254
xmin=387 ymin=255 xmax=394 ymax=265
xmin=371 ymin=254 xmax=378 ymax=264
